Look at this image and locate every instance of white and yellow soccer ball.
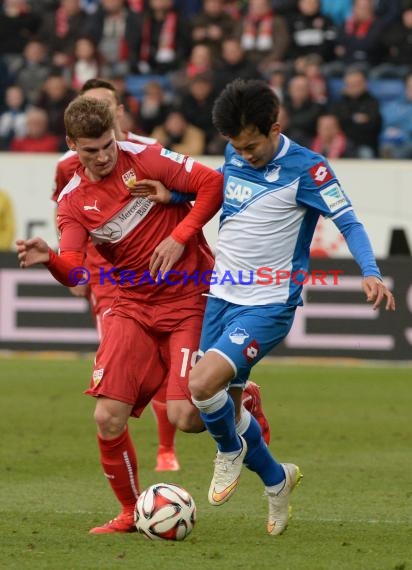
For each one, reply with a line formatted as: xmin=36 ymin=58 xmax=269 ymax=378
xmin=134 ymin=483 xmax=196 ymax=541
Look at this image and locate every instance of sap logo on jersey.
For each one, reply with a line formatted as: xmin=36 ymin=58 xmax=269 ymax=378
xmin=225 ymin=176 xmax=266 ymax=205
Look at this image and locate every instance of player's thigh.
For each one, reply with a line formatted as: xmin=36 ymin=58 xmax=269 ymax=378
xmin=211 ymin=303 xmax=296 ymax=387
xmin=161 ymin=300 xmax=206 ymax=403
xmin=199 ymin=295 xmax=228 ymax=353
xmin=167 ymin=398 xmax=204 ymax=432
xmin=87 ymin=313 xmax=166 ymax=417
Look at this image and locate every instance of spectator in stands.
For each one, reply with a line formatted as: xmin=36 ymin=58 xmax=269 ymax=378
xmin=332 ymin=0 xmax=386 ymax=75
xmin=79 ymin=0 xmax=100 ymax=14
xmin=214 ymin=37 xmax=262 ymax=95
xmin=267 ymin=65 xmax=287 ymax=102
xmin=330 ymin=68 xmax=382 ymax=158
xmin=311 ymin=113 xmax=356 ymax=157
xmin=37 ymin=0 xmax=92 ymax=69
xmin=0 ymin=85 xmax=29 ymax=150
xmin=239 ymin=0 xmax=290 ymax=72
xmin=171 ymin=42 xmax=215 ymax=93
xmin=127 ymin=0 xmax=190 ymax=75
xmin=294 ymin=53 xmax=328 ymax=104
xmin=88 ymin=0 xmax=135 ymax=77
xmin=0 ymin=0 xmax=41 ymax=74
xmin=179 ymin=73 xmax=223 ymax=154
xmin=285 ymin=0 xmax=336 ymax=63
xmin=189 ymin=0 xmax=237 ymax=57
xmin=0 ymin=57 xmax=11 ymax=109
xmin=151 ymin=108 xmax=206 ymax=154
xmin=379 ymin=1 xmax=412 ymax=78
xmin=69 ymin=37 xmax=102 ymax=90
xmin=136 ymin=80 xmax=173 ymax=135
xmin=283 ymin=73 xmax=324 ymax=146
xmin=108 ymin=73 xmax=140 ymax=127
xmin=35 ymin=72 xmax=76 ymax=142
xmin=320 ymin=0 xmax=352 ymax=26
xmin=174 ymin=0 xmax=203 ymax=19
xmin=9 ymin=106 xmax=60 ymax=152
xmin=379 ymin=72 xmax=412 ymax=158
xmin=272 ymin=0 xmax=298 ymax=16
xmin=373 ymin=0 xmax=401 ymax=28
xmin=14 ymin=39 xmax=51 ymax=105
xmin=185 ymin=43 xmax=214 ymax=80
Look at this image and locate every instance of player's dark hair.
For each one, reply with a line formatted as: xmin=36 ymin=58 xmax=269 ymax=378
xmin=64 ymin=97 xmax=114 ymax=140
xmin=79 ymin=78 xmax=120 ymax=104
xmin=212 ymin=79 xmax=280 ymax=137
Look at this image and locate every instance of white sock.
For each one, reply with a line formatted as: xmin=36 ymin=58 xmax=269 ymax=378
xmin=265 ymin=477 xmax=286 ymax=495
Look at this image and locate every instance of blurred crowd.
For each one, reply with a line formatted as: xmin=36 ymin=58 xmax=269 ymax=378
xmin=1 ymin=0 xmax=412 ymax=159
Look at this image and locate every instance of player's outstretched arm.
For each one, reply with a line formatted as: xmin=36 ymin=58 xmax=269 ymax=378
xmin=16 ymin=238 xmax=50 ymax=267
xmin=362 ymin=276 xmax=396 ymax=311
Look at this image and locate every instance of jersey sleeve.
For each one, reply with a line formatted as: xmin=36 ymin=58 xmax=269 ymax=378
xmin=57 ymin=198 xmax=89 ymax=253
xmin=45 ymin=249 xmax=86 ymax=286
xmin=51 ymin=163 xmax=67 ymax=203
xmin=332 ymin=210 xmax=382 ymax=278
xmin=296 ymin=155 xmax=353 ymax=218
xmin=138 ymin=147 xmax=223 ymax=244
xmin=44 ymin=199 xmax=89 ymax=286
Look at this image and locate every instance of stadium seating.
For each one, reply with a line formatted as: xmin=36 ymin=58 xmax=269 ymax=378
xmin=327 ymin=78 xmax=404 ymax=103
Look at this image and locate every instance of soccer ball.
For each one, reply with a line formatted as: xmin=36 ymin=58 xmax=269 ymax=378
xmin=134 ymin=483 xmax=196 ymax=541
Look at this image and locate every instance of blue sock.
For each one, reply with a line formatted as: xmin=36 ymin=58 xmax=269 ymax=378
xmin=200 ymin=396 xmax=241 ymax=453
xmin=242 ymin=415 xmax=285 ymax=486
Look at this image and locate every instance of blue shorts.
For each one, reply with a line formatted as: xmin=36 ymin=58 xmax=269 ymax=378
xmin=199 ymin=295 xmax=296 ymax=387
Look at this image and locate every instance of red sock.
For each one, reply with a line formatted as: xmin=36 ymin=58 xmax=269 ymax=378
xmin=151 ymin=399 xmax=176 ymax=452
xmin=98 ymin=426 xmax=139 ymax=512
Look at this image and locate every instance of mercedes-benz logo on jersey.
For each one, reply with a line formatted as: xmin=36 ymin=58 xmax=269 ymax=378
xmin=228 ymin=327 xmax=250 ymax=345
xmin=102 ymin=221 xmax=122 ymax=241
xmin=264 ymin=165 xmax=281 ymax=182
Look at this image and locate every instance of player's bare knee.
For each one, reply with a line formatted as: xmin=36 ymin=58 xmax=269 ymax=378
xmin=93 ymin=406 xmax=126 ymax=439
xmin=168 ymin=402 xmax=203 ymax=433
xmin=188 ymin=367 xmax=211 ymax=400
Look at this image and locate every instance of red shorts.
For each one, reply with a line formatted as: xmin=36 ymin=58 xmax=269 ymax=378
xmin=89 ymin=288 xmax=116 ymax=341
xmin=85 ymin=294 xmax=206 ymax=417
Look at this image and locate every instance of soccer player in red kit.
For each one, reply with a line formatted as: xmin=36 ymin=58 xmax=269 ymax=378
xmin=17 ymin=96 xmax=224 ymax=534
xmin=52 ymin=78 xmax=180 ymax=472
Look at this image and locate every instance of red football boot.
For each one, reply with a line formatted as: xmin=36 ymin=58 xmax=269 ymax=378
xmin=89 ymin=509 xmax=136 ymax=534
xmin=155 ymin=447 xmax=180 ymax=472
xmin=242 ymin=381 xmax=271 ymax=444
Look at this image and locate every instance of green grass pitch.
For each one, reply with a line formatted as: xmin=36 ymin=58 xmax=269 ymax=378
xmin=0 ymin=356 xmax=411 ymax=570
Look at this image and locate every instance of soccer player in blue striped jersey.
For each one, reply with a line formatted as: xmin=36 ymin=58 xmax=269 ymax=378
xmin=188 ymin=79 xmax=395 ymax=536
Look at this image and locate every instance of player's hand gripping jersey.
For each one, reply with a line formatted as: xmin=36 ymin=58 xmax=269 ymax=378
xmin=51 ymin=142 xmax=222 ymax=302
xmin=212 ymin=134 xmax=381 ymax=306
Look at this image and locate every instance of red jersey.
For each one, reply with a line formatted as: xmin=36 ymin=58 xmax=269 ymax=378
xmin=51 ymin=133 xmax=159 ymax=293
xmin=55 ymin=141 xmax=222 ymax=302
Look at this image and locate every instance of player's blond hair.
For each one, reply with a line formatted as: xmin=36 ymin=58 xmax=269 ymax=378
xmin=64 ymin=97 xmax=114 ymax=141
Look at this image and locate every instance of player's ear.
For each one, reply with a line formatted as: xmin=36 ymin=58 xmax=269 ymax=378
xmin=270 ymin=122 xmax=281 ymax=136
xmin=66 ymin=136 xmax=76 ymax=151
